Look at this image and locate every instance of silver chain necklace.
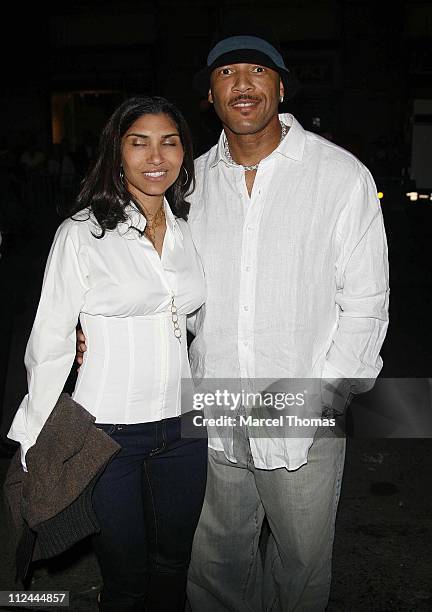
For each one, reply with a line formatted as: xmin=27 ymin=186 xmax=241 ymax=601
xmin=224 ymin=121 xmax=289 ymax=172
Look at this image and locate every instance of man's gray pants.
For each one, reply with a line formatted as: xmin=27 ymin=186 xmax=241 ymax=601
xmin=187 ymin=426 xmax=346 ymax=612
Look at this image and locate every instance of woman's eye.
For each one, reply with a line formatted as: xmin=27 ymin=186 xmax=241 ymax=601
xmin=163 ymin=141 xmax=177 ymax=146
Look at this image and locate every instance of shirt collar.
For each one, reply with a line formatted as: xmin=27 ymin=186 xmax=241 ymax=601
xmin=164 ymin=199 xmax=184 ymax=242
xmin=209 ymin=113 xmax=306 ymax=169
xmin=276 ymin=113 xmax=306 ymax=161
xmin=209 ymin=132 xmax=229 ymax=168
xmin=118 ymin=199 xmax=184 ymax=241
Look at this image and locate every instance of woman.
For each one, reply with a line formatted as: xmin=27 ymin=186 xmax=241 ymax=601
xmin=7 ymin=96 xmax=207 ymax=611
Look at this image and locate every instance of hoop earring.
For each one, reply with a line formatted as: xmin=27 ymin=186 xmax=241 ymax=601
xmin=180 ymin=166 xmax=189 ymax=187
xmin=279 ymin=95 xmax=284 ymax=103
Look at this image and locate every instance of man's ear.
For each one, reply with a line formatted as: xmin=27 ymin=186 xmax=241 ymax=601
xmin=208 ymin=89 xmax=213 ymax=104
xmin=279 ymin=79 xmax=285 ymax=103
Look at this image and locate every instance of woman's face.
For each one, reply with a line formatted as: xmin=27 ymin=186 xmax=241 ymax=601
xmin=121 ymin=112 xmax=184 ymax=206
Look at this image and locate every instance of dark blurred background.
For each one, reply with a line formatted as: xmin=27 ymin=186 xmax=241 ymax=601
xmin=1 ymin=0 xmax=432 ymax=228
xmin=0 ymin=1 xmax=431 ymax=610
xmin=1 ymin=0 xmax=431 ymax=187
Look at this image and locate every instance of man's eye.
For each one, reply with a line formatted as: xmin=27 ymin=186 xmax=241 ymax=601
xmin=253 ymin=66 xmax=265 ymax=73
xmin=220 ymin=68 xmax=232 ymax=75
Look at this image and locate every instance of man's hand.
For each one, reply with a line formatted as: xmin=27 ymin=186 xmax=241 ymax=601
xmin=76 ymin=328 xmax=87 ymax=366
xmin=321 ymin=378 xmax=352 ymax=417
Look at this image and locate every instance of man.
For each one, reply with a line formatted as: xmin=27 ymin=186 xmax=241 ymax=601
xmin=184 ymin=23 xmax=389 ymax=612
xmin=77 ymin=23 xmax=389 ymax=612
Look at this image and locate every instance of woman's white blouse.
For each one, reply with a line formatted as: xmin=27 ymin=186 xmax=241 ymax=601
xmin=8 ymin=201 xmax=206 ymax=469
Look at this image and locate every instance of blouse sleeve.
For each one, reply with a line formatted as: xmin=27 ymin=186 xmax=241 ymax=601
xmin=7 ymin=220 xmax=89 ymax=470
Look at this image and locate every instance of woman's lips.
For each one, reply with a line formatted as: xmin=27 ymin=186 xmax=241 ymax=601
xmin=141 ymin=170 xmax=168 ymax=180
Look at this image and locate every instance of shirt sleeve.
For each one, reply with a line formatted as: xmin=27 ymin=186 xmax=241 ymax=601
xmin=7 ymin=221 xmax=89 ymax=470
xmin=321 ymin=167 xmax=389 ymax=403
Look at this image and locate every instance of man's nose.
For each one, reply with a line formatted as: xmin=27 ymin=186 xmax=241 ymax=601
xmin=232 ymin=70 xmax=254 ymax=93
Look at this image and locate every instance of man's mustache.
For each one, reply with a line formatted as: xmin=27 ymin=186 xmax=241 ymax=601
xmin=229 ymin=95 xmax=261 ymax=106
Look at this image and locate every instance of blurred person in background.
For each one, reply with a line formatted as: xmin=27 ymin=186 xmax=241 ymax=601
xmin=19 ymin=132 xmax=46 ymax=177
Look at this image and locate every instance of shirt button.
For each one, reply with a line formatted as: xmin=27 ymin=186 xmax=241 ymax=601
xmin=243 ymin=305 xmax=249 ymax=311
xmin=245 ymin=266 xmax=251 ymax=272
xmin=247 ymin=226 xmax=254 ymax=231
xmin=243 ymin=341 xmax=249 ymax=347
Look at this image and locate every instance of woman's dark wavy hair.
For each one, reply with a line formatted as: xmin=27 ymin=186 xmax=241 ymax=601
xmin=69 ymin=96 xmax=195 ymax=237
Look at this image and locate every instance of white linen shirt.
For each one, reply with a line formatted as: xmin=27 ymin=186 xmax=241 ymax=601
xmin=187 ymin=113 xmax=389 ymax=470
xmin=8 ymin=201 xmax=206 ymax=469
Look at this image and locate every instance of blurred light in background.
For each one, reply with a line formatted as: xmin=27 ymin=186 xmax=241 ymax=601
xmin=406 ymin=192 xmax=419 ymax=201
xmin=405 ymin=191 xmax=432 ymax=202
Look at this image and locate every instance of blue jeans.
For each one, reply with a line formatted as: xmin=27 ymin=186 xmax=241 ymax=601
xmin=92 ymin=414 xmax=207 ymax=612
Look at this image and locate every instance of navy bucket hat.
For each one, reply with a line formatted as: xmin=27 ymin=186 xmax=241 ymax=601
xmin=193 ymin=23 xmax=300 ymax=99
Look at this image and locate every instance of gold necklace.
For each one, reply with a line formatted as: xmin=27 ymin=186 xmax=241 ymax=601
xmin=144 ymin=205 xmax=165 ymax=246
